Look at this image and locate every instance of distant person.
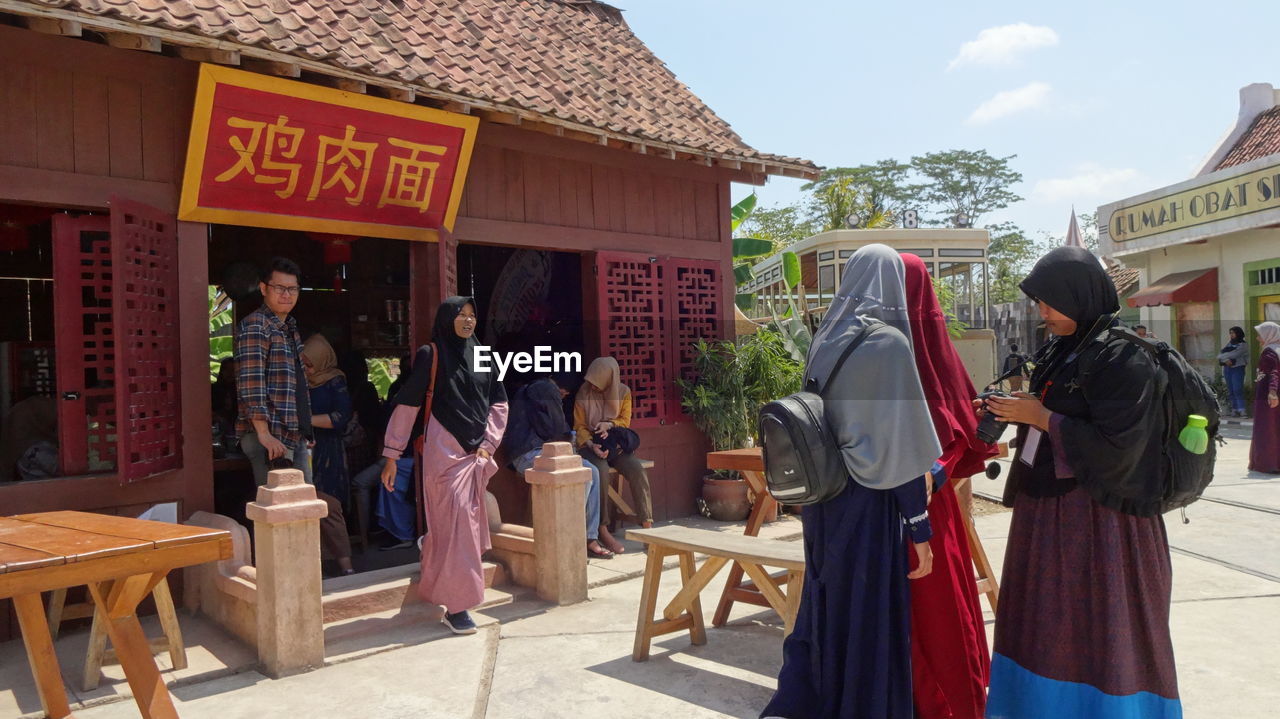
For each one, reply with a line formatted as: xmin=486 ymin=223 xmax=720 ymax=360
xmin=302 ymin=335 xmax=354 ymax=506
xmin=1134 ymin=324 xmax=1151 ymax=339
xmin=236 ymin=257 xmax=353 ymax=576
xmin=1002 ymin=343 xmax=1028 ymax=392
xmin=0 ymin=395 xmax=57 ymax=481
xmin=380 ymin=297 xmax=508 ymax=635
xmin=982 ymin=247 xmax=1180 ymax=718
xmin=1218 ymin=326 xmax=1249 ymax=418
xmin=1250 ymin=322 xmax=1280 ymax=474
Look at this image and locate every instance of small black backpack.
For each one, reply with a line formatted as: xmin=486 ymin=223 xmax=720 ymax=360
xmin=758 ymin=320 xmax=885 ymax=505
xmin=1084 ymin=327 xmax=1221 ymax=514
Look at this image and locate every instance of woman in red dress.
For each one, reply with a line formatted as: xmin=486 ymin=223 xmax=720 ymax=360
xmin=901 ymin=252 xmax=997 ymax=719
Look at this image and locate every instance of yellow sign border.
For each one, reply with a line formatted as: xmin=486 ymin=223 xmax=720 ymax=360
xmin=178 ymin=64 xmax=478 ymax=242
xmin=1106 ymin=161 xmax=1280 ymax=244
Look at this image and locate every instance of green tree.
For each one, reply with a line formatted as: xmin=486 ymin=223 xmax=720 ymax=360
xmin=802 ymin=161 xmax=911 ymax=222
xmin=909 ymin=150 xmax=1023 ymax=226
xmin=738 ymin=203 xmax=815 ymax=255
xmin=986 ymin=221 xmax=1038 ymax=304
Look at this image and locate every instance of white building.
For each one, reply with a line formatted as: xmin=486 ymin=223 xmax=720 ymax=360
xmin=1099 ymin=83 xmax=1280 ymax=383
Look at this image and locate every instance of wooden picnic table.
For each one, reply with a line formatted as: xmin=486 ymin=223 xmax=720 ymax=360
xmin=0 ymin=511 xmax=231 ymax=719
xmin=705 ymin=448 xmax=784 ymax=626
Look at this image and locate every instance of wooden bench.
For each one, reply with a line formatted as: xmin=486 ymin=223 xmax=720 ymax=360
xmin=606 ymin=458 xmax=654 ymax=528
xmin=626 ymin=525 xmax=805 ymax=662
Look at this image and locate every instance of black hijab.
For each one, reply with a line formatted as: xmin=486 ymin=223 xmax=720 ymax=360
xmin=1019 ymin=247 xmax=1119 ymax=383
xmin=430 ymin=296 xmax=506 ymax=452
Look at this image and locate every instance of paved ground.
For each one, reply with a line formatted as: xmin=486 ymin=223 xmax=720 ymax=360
xmin=3 ymin=427 xmax=1277 ymax=718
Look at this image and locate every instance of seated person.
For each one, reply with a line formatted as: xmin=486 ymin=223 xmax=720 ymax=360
xmin=507 ymin=374 xmax=613 ymax=559
xmin=575 ymin=357 xmax=652 ymax=551
xmin=0 ymin=395 xmax=57 ymax=482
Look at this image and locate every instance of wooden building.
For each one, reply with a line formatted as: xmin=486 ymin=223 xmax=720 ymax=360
xmin=0 ymin=0 xmax=815 ymax=637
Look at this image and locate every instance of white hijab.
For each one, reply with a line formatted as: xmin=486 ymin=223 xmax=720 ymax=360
xmin=1258 ymin=321 xmax=1280 ymax=357
xmin=806 ymin=244 xmax=941 ymax=490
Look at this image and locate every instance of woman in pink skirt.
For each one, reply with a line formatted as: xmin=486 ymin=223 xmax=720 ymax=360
xmin=380 ymin=297 xmax=508 ymax=634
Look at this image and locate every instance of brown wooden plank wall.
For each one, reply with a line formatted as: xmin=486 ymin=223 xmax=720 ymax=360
xmin=0 ymin=24 xmax=183 ymax=186
xmin=460 ymin=139 xmax=723 ymax=243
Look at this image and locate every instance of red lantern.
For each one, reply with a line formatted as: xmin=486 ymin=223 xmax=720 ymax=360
xmin=307 ymin=232 xmax=356 ymax=265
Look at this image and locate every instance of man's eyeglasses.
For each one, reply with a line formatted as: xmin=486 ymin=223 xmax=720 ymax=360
xmin=266 ymin=283 xmax=301 ymax=297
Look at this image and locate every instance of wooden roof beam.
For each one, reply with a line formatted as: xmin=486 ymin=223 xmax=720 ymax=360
xmin=242 ymin=58 xmax=301 ymax=78
xmin=478 ymin=109 xmax=520 ymax=125
xmin=174 ymin=46 xmax=240 ymax=65
xmin=316 ymin=75 xmax=367 ymax=94
xmin=443 ymin=101 xmax=471 ymax=115
xmin=103 ymin=31 xmax=161 ymax=52
xmin=374 ymin=86 xmax=415 ymax=103
xmin=22 ymin=16 xmax=81 ymax=36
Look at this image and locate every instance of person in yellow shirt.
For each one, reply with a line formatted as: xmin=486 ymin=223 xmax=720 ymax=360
xmin=575 ymin=357 xmax=652 ymax=554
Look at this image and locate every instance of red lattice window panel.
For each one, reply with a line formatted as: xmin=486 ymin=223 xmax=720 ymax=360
xmin=593 ymin=252 xmax=668 ymax=424
xmin=667 ymin=258 xmax=722 ymax=420
xmin=52 ymin=214 xmax=118 ymax=476
xmin=592 ymin=253 xmax=723 ymax=425
xmin=111 ymin=197 xmax=182 ymax=482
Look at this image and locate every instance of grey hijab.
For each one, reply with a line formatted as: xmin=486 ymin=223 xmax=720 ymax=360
xmin=806 ymin=244 xmax=941 ymax=490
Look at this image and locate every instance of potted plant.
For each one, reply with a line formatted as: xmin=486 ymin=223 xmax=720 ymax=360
xmin=678 ymin=330 xmax=803 ymax=520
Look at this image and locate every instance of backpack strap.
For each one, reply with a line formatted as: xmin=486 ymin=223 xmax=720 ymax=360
xmin=808 ymin=320 xmax=885 ymax=396
xmin=412 ymin=342 xmax=439 ymax=456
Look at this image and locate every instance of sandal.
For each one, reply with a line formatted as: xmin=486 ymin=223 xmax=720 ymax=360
xmin=587 ymin=542 xmax=615 ymax=560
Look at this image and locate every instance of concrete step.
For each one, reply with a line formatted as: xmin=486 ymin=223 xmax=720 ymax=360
xmin=322 ymin=586 xmax=516 ymax=664
xmin=321 ymin=561 xmax=505 ymax=624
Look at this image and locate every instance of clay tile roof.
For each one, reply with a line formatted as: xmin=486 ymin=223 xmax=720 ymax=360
xmin=1216 ymin=106 xmax=1280 ymax=171
xmin=8 ymin=0 xmax=816 ymax=176
xmin=1107 ymin=265 xmax=1141 ymax=297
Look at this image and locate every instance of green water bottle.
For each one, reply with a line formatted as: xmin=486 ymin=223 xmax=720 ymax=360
xmin=1177 ymin=414 xmax=1209 ymax=455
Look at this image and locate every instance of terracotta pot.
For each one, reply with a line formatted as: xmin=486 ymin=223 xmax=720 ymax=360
xmin=701 ymin=475 xmax=751 ymax=521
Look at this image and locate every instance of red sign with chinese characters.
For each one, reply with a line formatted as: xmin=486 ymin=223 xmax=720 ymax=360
xmin=180 ymin=64 xmax=478 ymax=241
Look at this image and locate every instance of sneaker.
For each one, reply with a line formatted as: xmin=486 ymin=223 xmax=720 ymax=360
xmin=441 ymin=610 xmax=477 ymax=635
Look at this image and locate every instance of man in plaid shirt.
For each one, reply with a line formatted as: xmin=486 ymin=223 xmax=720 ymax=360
xmin=236 ymin=257 xmax=314 ymax=483
xmin=235 ymin=257 xmax=355 ymax=575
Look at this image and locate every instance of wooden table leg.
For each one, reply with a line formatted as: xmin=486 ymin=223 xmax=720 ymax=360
xmin=88 ymin=575 xmax=180 ymax=719
xmin=13 ymin=592 xmax=74 ymax=719
xmin=783 ymin=570 xmax=805 ymax=636
xmin=711 ymin=470 xmax=779 ymax=627
xmin=662 ymin=555 xmax=728 ymax=621
xmin=632 ymin=545 xmax=666 ymax=662
xmin=677 ymin=550 xmax=707 ymax=646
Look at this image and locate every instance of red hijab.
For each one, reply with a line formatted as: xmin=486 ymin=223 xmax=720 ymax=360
xmin=902 ymin=253 xmax=997 ymax=480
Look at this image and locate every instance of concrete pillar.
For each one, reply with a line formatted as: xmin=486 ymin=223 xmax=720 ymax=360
xmin=245 ymin=467 xmax=329 ymax=678
xmin=523 ymin=441 xmax=591 ymax=605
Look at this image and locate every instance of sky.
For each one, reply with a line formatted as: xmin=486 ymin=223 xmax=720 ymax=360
xmin=622 ymin=0 xmax=1280 ymax=239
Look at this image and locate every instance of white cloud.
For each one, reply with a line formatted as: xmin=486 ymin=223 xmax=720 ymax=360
xmin=948 ymin=23 xmax=1059 ymax=70
xmin=967 ymin=82 xmax=1051 ymax=124
xmin=1032 ymin=164 xmax=1145 ymax=203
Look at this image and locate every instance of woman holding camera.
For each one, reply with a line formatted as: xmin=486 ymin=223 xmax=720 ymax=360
xmin=981 ymin=247 xmax=1180 ymax=718
xmin=762 ymin=244 xmax=940 ymax=719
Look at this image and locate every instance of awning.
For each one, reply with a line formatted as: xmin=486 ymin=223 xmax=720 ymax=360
xmin=1127 ymin=268 xmax=1218 ymax=308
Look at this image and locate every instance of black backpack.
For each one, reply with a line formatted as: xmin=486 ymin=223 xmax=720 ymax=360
xmin=1084 ymin=327 xmax=1221 ymax=514
xmin=758 ymin=320 xmax=885 ymax=505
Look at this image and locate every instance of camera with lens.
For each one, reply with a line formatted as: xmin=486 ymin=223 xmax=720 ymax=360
xmin=975 ymin=390 xmax=1011 ymax=444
